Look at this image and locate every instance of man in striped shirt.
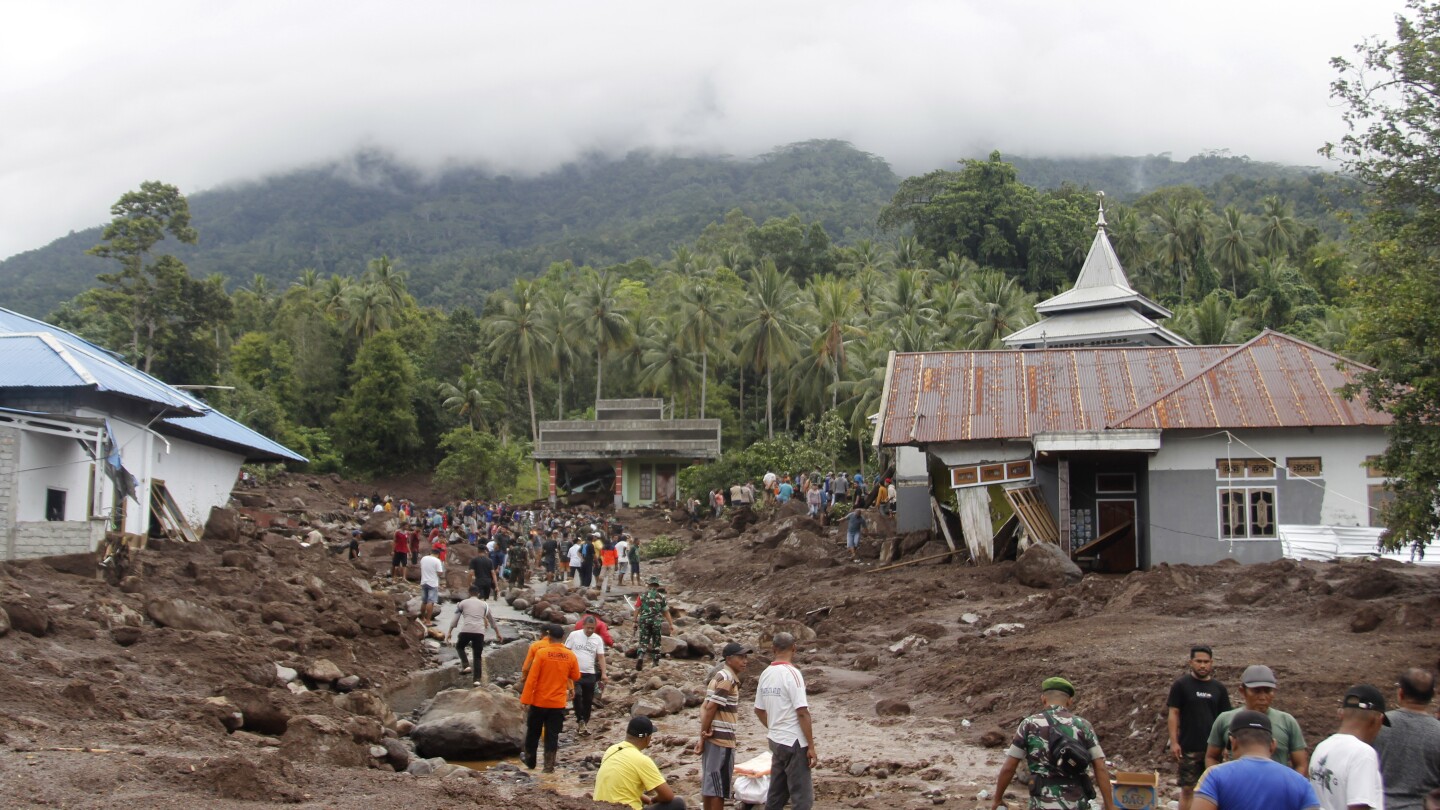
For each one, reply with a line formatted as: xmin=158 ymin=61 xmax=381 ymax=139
xmin=696 ymin=642 xmax=754 ymax=809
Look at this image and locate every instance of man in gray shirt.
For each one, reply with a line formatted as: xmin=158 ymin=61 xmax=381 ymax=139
xmin=1374 ymin=668 xmax=1440 ymax=810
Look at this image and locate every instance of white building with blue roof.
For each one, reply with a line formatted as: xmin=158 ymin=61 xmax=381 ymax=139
xmin=0 ymin=307 xmax=305 ymax=560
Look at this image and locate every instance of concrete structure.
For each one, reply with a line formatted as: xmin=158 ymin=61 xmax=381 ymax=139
xmin=534 ymin=398 xmax=721 ymax=508
xmin=875 ymin=202 xmax=1391 ymax=570
xmin=0 ymin=308 xmax=305 ymax=561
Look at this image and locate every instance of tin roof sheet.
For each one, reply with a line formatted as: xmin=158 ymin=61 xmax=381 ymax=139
xmin=878 ymin=331 xmax=1388 ymax=446
xmin=162 ymin=410 xmax=308 ymax=463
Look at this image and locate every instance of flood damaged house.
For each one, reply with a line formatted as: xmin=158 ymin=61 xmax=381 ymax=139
xmin=0 ymin=307 xmax=306 ymax=561
xmin=534 ymin=398 xmax=721 ymax=508
xmin=875 ymin=201 xmax=1394 ymax=571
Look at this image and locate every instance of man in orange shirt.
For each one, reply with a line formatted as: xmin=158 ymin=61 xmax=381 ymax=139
xmin=520 ymin=624 xmax=580 ymax=773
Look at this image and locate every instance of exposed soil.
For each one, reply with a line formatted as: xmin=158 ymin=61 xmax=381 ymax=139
xmin=2 ymin=472 xmax=1437 ymax=809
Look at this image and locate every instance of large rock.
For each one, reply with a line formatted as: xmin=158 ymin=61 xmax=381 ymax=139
xmin=145 ymin=597 xmax=237 ymax=633
xmin=680 ymin=633 xmax=713 ymax=658
xmin=481 ymin=638 xmax=530 ymax=684
xmin=558 ymin=595 xmax=590 ymax=614
xmin=410 ymin=686 xmax=525 ymax=760
xmin=361 ymin=512 xmax=401 ymax=541
xmin=898 ymin=531 xmax=931 ymax=556
xmin=654 ymin=685 xmax=686 ymax=714
xmin=303 ymin=658 xmax=345 ymax=683
xmin=279 ymin=715 xmax=369 ymax=767
xmin=335 ymin=690 xmax=398 ymax=729
xmin=1015 ymin=542 xmax=1083 ymax=589
xmin=0 ymin=606 xmax=9 ymax=637
xmin=752 ymin=515 xmax=824 ymax=550
xmin=205 ymin=507 xmax=241 ymax=542
xmin=913 ymin=541 xmax=954 ymax=564
xmin=1 ymin=601 xmax=52 ymax=637
xmin=384 ymin=666 xmax=468 ymax=715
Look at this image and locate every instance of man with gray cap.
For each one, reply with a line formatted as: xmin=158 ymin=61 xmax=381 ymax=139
xmin=1309 ymin=684 xmax=1391 ymax=810
xmin=1193 ymin=710 xmax=1320 ymax=810
xmin=696 ymin=642 xmax=754 ymax=810
xmin=989 ymin=676 xmax=1116 ymax=810
xmin=1207 ymin=664 xmax=1309 ymax=776
xmin=1374 ymin=668 xmax=1440 ymax=810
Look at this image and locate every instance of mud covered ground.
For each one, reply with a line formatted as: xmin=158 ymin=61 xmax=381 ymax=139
xmin=1 ymin=472 xmax=1437 ymax=808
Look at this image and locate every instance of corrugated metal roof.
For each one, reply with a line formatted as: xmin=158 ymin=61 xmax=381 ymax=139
xmin=0 ymin=307 xmax=306 ymax=463
xmin=878 ymin=331 xmax=1388 ymax=446
xmin=1112 ymin=332 xmax=1389 ymax=430
xmin=1002 ymin=307 xmax=1190 ymax=348
xmin=163 ymin=410 xmax=308 ymax=463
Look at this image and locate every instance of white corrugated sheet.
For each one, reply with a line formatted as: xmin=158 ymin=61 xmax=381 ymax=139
xmin=1278 ymin=525 xmax=1438 ymax=566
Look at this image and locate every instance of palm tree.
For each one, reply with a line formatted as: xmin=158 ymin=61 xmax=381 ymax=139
xmin=244 ymin=274 xmax=274 ymax=305
xmin=889 ymin=235 xmax=928 ymax=269
xmin=365 ymin=255 xmax=408 ymax=308
xmin=837 ymin=239 xmax=890 ymax=277
xmin=574 ymin=269 xmax=633 ymax=403
xmin=1256 ymin=196 xmax=1300 ymax=259
xmin=487 ymin=279 xmax=550 ymax=445
xmin=293 ymin=268 xmax=321 ymax=292
xmin=1151 ymin=201 xmax=1191 ymax=294
xmin=322 ymin=274 xmax=350 ymax=318
xmin=539 ymin=286 xmax=581 ymax=418
xmin=952 ymin=271 xmax=1038 ymax=349
xmin=738 ymin=262 xmax=807 ymax=438
xmin=639 ymin=316 xmax=700 ymax=414
xmin=1173 ymin=291 xmax=1250 ymax=345
xmin=343 ymin=283 xmax=393 ymax=340
xmin=1210 ymin=206 xmax=1256 ymax=296
xmin=679 ymin=278 xmax=730 ymax=418
xmin=438 ymin=366 xmax=503 ymax=431
xmin=808 ymin=276 xmax=863 ymax=408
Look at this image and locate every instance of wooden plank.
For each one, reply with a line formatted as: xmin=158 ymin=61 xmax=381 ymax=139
xmin=1004 ymin=485 xmax=1059 ymax=544
xmin=956 ymin=487 xmax=993 ymax=564
xmin=870 ymin=548 xmax=963 ymax=573
xmin=1073 ymin=519 xmax=1133 ymax=557
xmin=931 ymin=496 xmax=957 ymax=553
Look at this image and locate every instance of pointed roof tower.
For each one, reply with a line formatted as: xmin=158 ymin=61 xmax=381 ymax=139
xmin=1004 ymin=193 xmax=1190 ymax=349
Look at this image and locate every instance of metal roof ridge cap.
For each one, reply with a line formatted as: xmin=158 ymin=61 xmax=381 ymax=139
xmin=1107 ymin=333 xmax=1270 ymax=428
xmin=36 ymin=332 xmax=100 ymax=387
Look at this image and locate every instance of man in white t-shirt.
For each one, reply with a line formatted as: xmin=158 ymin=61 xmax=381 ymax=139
xmin=565 ymin=615 xmax=607 ymax=736
xmin=568 ymin=540 xmax=585 ymax=585
xmin=614 ymin=537 xmax=631 ymax=587
xmin=419 ymin=547 xmax=445 ymax=626
xmin=1309 ymin=684 xmax=1390 ymax=810
xmin=446 ymin=585 xmax=502 ymax=684
xmin=754 ymin=631 xmax=817 ymax=810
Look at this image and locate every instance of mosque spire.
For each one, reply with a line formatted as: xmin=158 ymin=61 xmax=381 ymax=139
xmin=1095 ymin=191 xmax=1107 ymax=230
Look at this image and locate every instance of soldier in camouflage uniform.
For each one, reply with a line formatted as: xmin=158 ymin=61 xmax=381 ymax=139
xmin=990 ymin=677 xmax=1117 ymax=810
xmin=508 ymin=538 xmax=531 ymax=585
xmin=633 ymin=575 xmax=674 ymax=671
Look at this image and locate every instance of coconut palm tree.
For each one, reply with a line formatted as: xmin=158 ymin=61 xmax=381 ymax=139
xmin=1256 ymin=195 xmax=1300 ymax=259
xmin=952 ymin=270 xmax=1038 ymax=349
xmin=343 ymin=283 xmax=393 ymax=340
xmin=487 ymin=279 xmax=550 ymax=445
xmin=438 ymin=366 xmax=503 ymax=431
xmin=574 ymin=269 xmax=633 ymax=403
xmin=639 ymin=316 xmax=700 ymax=414
xmin=1173 ymin=291 xmax=1250 ymax=345
xmin=293 ymin=268 xmax=321 ymax=292
xmin=322 ymin=274 xmax=350 ymax=318
xmin=1210 ymin=206 xmax=1256 ymax=296
xmin=738 ymin=262 xmax=807 ymax=439
xmin=365 ymin=255 xmax=408 ymax=308
xmin=808 ymin=276 xmax=864 ymax=408
xmin=679 ymin=278 xmax=730 ymax=418
xmin=539 ymin=286 xmax=581 ymax=418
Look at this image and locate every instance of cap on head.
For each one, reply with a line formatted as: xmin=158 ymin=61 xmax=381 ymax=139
xmin=1229 ymin=709 xmax=1272 ymax=734
xmin=626 ymin=716 xmax=655 ymax=738
xmin=1343 ymin=684 xmax=1392 ymax=724
xmin=648 ymin=575 xmax=661 ymax=585
xmin=1041 ymin=677 xmax=1075 ymax=697
xmin=1241 ymin=665 xmax=1277 ymax=688
xmin=722 ymin=642 xmax=755 ymax=658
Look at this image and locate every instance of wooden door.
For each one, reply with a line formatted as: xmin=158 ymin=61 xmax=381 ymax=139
xmin=656 ymin=465 xmax=677 ymax=505
xmin=1095 ymin=499 xmax=1137 ymax=572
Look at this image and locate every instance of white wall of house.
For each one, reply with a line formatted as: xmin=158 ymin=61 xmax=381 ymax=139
xmin=1150 ymin=427 xmax=1385 ymax=527
xmin=15 ymin=431 xmax=93 ymax=522
xmin=151 ymin=437 xmax=244 ymax=527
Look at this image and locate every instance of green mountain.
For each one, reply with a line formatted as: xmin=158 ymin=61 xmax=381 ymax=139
xmin=0 ymin=141 xmax=1341 ymax=317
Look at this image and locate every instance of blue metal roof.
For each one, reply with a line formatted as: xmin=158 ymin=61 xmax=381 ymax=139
xmin=0 ymin=307 xmax=307 ymax=463
xmin=163 ymin=410 xmax=308 ymax=463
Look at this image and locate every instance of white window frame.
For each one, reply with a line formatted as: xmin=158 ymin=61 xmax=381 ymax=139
xmin=1217 ymin=487 xmax=1277 ymax=540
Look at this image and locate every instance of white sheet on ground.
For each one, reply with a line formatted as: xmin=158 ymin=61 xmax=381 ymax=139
xmin=1278 ymin=524 xmax=1437 ymax=566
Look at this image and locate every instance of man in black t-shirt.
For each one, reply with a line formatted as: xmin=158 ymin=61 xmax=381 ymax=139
xmin=541 ymin=534 xmax=560 ymax=583
xmin=1167 ymin=645 xmax=1232 ymax=810
xmin=469 ymin=552 xmax=500 ymax=601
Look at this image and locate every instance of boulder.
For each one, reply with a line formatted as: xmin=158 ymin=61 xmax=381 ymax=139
xmin=913 ymin=541 xmax=953 ymax=564
xmin=1014 ymin=543 xmax=1083 ymax=589
xmin=752 ymin=515 xmax=824 ymax=550
xmin=1 ymin=601 xmax=52 ymax=637
xmin=361 ymin=512 xmax=400 ymax=541
xmin=280 ymin=715 xmax=369 ymax=767
xmin=205 ymin=507 xmax=242 ymax=542
xmin=410 ymin=686 xmax=525 ymax=760
xmin=654 ymin=686 xmax=686 ymax=715
xmin=1351 ymin=604 xmax=1386 ymax=633
xmin=481 ymin=638 xmax=531 ymax=684
xmin=660 ymin=636 xmax=688 ymax=657
xmin=334 ymin=690 xmax=397 ymax=729
xmin=979 ymin=730 xmax=1008 ymax=748
xmin=875 ymin=699 xmax=911 ymax=716
xmin=631 ymin=695 xmax=670 ymax=718
xmin=680 ymin=633 xmax=713 ymax=658
xmin=234 ymin=492 xmax=267 ymax=508
xmin=381 ymin=737 xmax=411 ymax=770
xmin=558 ymin=595 xmax=590 ymax=614
xmin=260 ymin=602 xmax=307 ymax=626
xmin=898 ymin=531 xmax=930 ymax=556
xmin=303 ymin=658 xmax=345 ymax=683
xmin=145 ymin=597 xmax=236 ymax=634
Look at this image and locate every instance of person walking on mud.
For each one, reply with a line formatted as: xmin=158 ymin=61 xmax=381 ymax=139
xmin=520 ymin=624 xmax=580 ymax=773
xmin=634 ymin=576 xmax=673 ymax=671
xmin=1168 ymin=646 xmax=1231 ymax=810
xmin=696 ymin=642 xmax=753 ymax=810
xmin=446 ymin=584 xmax=502 ymax=685
xmin=755 ymin=631 xmax=817 ymax=810
xmin=990 ymin=677 xmax=1116 ymax=810
xmin=565 ymin=615 xmax=607 ymax=737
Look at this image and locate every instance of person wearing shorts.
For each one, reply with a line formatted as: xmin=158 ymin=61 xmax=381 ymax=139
xmin=1168 ymin=645 xmax=1231 ymax=810
xmin=419 ymin=547 xmax=444 ymax=625
xmin=391 ymin=528 xmax=410 ymax=579
xmin=600 ymin=541 xmax=618 ymax=593
xmin=845 ymin=507 xmax=866 ymax=562
xmin=697 ymin=643 xmax=752 ymax=809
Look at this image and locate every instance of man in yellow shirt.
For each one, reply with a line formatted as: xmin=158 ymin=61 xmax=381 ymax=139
xmin=594 ymin=716 xmax=686 ymax=810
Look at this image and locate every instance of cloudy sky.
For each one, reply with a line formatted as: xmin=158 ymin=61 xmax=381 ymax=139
xmin=0 ymin=0 xmax=1401 ymax=260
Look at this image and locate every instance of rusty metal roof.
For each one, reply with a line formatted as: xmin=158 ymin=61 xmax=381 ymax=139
xmin=878 ymin=331 xmax=1388 ymax=446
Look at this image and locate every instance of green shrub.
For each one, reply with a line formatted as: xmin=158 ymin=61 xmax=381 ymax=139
xmin=640 ymin=535 xmax=685 ymax=560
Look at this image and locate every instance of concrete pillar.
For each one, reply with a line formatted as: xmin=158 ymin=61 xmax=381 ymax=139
xmin=894 ymin=446 xmax=932 ymax=533
xmin=614 ymin=459 xmax=624 ymax=509
xmin=547 ymin=460 xmax=558 ymax=506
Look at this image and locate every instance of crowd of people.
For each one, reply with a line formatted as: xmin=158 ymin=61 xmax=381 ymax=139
xmin=690 ymin=469 xmax=898 ymax=527
xmin=989 ymin=647 xmax=1440 ymax=810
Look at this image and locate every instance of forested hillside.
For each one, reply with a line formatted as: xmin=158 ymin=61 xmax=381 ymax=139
xmin=0 ymin=142 xmax=1346 ymax=318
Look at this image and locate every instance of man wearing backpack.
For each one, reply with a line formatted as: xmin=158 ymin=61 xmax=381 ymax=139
xmin=990 ymin=677 xmax=1116 ymax=810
